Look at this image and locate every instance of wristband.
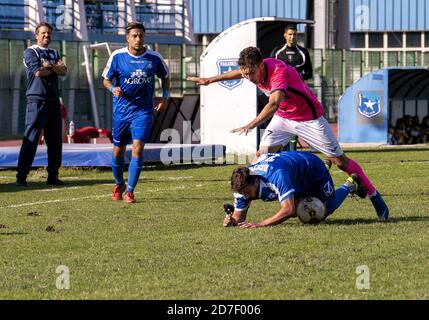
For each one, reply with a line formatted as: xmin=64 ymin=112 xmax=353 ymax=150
xmin=162 ymin=89 xmax=170 ymax=98
xmin=109 ymin=86 xmax=115 ymax=93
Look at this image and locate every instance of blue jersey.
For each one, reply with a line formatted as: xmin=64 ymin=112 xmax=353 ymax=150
xmin=23 ymin=45 xmax=61 ymax=101
xmin=234 ymin=151 xmax=334 ymax=211
xmin=102 ymin=47 xmax=169 ymax=118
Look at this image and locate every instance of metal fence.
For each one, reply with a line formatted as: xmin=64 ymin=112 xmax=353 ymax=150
xmin=0 ymin=1 xmax=187 ymax=36
xmin=1 ymin=41 xmax=428 ymax=138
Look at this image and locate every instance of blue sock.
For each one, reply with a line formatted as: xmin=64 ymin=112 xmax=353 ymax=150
xmin=326 ymin=185 xmax=350 ymax=214
xmin=112 ymin=156 xmax=125 ymax=185
xmin=127 ymin=157 xmax=144 ymax=193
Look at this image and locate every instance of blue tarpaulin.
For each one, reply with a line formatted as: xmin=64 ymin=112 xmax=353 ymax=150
xmin=338 ymin=67 xmax=429 ymax=143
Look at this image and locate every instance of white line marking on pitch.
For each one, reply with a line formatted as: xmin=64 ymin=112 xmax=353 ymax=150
xmin=37 ymin=186 xmax=82 ymax=192
xmin=1 ymin=185 xmax=186 ymax=209
xmin=3 ymin=193 xmax=115 ymax=208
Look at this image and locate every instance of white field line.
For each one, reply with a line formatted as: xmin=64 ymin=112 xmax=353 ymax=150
xmin=37 ymin=186 xmax=83 ymax=192
xmin=3 ymin=193 xmax=115 ymax=208
xmin=1 ymin=185 xmax=187 ymax=209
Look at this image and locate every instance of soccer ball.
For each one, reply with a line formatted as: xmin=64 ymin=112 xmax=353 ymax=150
xmin=296 ymin=197 xmax=327 ymax=224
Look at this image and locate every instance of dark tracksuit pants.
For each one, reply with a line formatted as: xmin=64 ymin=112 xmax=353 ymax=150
xmin=16 ymin=99 xmax=62 ymax=180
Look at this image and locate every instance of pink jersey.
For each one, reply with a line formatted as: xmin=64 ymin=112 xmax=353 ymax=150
xmin=257 ymin=58 xmax=324 ymax=121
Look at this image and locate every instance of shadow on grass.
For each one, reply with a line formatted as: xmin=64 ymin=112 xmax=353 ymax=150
xmin=324 ymin=216 xmax=429 ymax=225
xmin=0 ymin=178 xmax=114 ymax=194
xmin=148 ymin=196 xmax=230 ymax=202
xmin=0 ymin=232 xmax=28 ymax=236
xmin=143 ymin=163 xmax=235 ymax=172
xmin=0 ymin=177 xmax=232 ymax=195
xmin=342 ymin=147 xmax=429 ymax=154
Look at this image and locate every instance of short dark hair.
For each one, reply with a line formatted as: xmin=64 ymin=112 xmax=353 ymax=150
xmin=230 ymin=167 xmax=257 ymax=193
xmin=238 ymin=47 xmax=263 ymax=68
xmin=35 ymin=22 xmax=53 ymax=34
xmin=284 ymin=23 xmax=297 ymax=32
xmin=126 ymin=21 xmax=145 ymax=34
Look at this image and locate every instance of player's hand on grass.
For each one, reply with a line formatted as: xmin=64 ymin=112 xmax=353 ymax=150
xmin=155 ymin=97 xmax=168 ymax=112
xmin=187 ymin=76 xmax=210 ymax=86
xmin=223 ymin=214 xmax=236 ymax=227
xmin=238 ymin=222 xmax=264 ymax=228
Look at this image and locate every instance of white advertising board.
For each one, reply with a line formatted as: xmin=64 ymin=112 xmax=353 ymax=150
xmin=200 ymin=21 xmax=257 ymax=155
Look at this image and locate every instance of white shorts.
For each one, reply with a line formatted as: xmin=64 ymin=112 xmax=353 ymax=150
xmin=260 ymin=115 xmax=343 ymax=157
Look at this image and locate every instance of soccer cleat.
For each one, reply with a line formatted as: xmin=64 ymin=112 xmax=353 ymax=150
xmin=47 ymin=178 xmax=66 ymax=186
xmin=370 ymin=191 xmax=389 ymax=221
xmin=347 ymin=174 xmax=367 ymax=199
xmin=323 ymin=159 xmax=332 ymax=171
xmin=16 ymin=178 xmax=28 ymax=187
xmin=123 ymin=191 xmax=136 ymax=204
xmin=112 ymin=183 xmax=126 ymax=201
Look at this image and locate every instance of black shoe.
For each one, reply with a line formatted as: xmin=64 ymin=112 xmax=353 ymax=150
xmin=47 ymin=178 xmax=66 ymax=186
xmin=348 ymin=174 xmax=367 ymax=199
xmin=16 ymin=179 xmax=27 ymax=187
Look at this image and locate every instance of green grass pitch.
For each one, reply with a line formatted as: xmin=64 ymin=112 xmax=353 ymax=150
xmin=0 ymin=147 xmax=428 ymax=299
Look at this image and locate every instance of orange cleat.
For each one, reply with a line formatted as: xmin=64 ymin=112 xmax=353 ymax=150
xmin=123 ymin=191 xmax=136 ymax=204
xmin=112 ymin=183 xmax=126 ymax=201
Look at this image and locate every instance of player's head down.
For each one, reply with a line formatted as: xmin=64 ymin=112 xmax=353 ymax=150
xmin=238 ymin=47 xmax=265 ymax=84
xmin=231 ymin=167 xmax=259 ymax=199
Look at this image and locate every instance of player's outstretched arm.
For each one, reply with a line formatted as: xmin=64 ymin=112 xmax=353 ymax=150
xmin=239 ymin=197 xmax=295 ymax=228
xmin=231 ymin=90 xmax=284 ymax=135
xmin=187 ymin=69 xmax=243 ymax=86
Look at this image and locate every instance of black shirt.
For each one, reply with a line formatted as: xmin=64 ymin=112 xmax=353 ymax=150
xmin=270 ymin=44 xmax=313 ymax=80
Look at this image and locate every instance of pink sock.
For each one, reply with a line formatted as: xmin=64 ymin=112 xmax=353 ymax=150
xmin=343 ymin=158 xmax=376 ymax=196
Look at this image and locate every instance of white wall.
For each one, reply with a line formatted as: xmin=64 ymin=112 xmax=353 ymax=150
xmin=200 ymin=21 xmax=258 ymax=155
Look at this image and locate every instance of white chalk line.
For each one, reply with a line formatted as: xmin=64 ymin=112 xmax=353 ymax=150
xmin=1 ymin=185 xmax=187 ymax=209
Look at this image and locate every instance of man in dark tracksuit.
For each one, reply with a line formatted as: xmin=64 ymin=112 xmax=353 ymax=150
xmin=270 ymin=23 xmax=313 ymax=81
xmin=16 ymin=22 xmax=68 ymax=186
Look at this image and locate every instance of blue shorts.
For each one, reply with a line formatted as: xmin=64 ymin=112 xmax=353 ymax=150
xmin=292 ymin=156 xmax=335 ymax=203
xmin=112 ymin=111 xmax=152 ymax=147
xmin=307 ymin=161 xmax=335 ymax=203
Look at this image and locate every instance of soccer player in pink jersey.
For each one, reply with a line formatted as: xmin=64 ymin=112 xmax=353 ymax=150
xmin=188 ymin=47 xmax=389 ymax=221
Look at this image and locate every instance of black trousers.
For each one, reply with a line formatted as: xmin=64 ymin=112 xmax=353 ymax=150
xmin=16 ymin=99 xmax=62 ymax=180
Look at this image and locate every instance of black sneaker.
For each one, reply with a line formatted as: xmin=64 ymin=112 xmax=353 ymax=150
xmin=47 ymin=178 xmax=66 ymax=186
xmin=16 ymin=179 xmax=27 ymax=187
xmin=347 ymin=174 xmax=367 ymax=199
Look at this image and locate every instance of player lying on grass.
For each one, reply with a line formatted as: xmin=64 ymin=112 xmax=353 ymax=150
xmin=188 ymin=46 xmax=389 ymax=221
xmin=223 ymin=151 xmax=366 ymax=228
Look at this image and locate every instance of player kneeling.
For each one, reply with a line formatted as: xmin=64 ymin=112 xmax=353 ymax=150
xmin=223 ymin=151 xmax=365 ymax=228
